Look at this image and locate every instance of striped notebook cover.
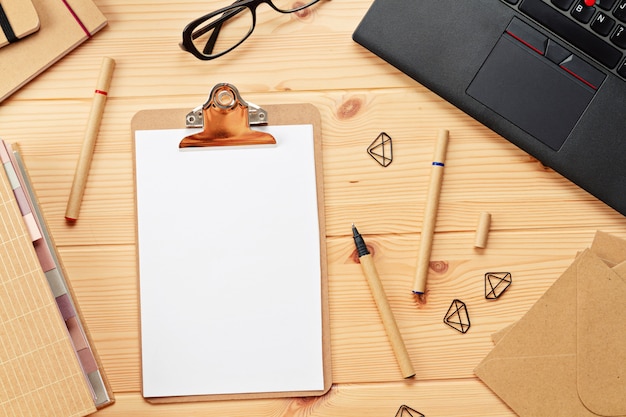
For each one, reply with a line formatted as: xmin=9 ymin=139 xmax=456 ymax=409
xmin=0 ymin=140 xmax=113 ymax=416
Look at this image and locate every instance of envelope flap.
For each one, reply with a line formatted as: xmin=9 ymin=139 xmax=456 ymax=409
xmin=591 ymin=231 xmax=626 ymax=266
xmin=577 ymin=251 xmax=626 ymax=416
xmin=476 ymin=355 xmax=585 ymax=416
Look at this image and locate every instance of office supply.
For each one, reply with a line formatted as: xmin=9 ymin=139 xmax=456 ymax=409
xmin=367 ymin=132 xmax=393 ymax=167
xmin=444 ymin=299 xmax=470 ymax=334
xmin=352 ymin=224 xmax=415 ymax=379
xmin=394 ymin=404 xmax=425 ymax=417
xmin=132 ymin=83 xmax=331 ymax=402
xmin=65 ymin=57 xmax=115 ymax=222
xmin=473 ymin=211 xmax=491 ymax=249
xmin=10 ymin=141 xmax=114 ymax=410
xmin=0 ymin=142 xmax=41 ymax=242
xmin=0 ymin=140 xmax=114 ymax=416
xmin=353 ymin=0 xmax=626 ymax=217
xmin=0 ymin=0 xmax=40 ymax=48
xmin=474 ymin=231 xmax=626 ymax=416
xmin=0 ymin=0 xmax=107 ymax=103
xmin=484 ymin=272 xmax=512 ymax=300
xmin=179 ymin=84 xmax=275 ymax=148
xmin=412 ymin=129 xmax=449 ymax=295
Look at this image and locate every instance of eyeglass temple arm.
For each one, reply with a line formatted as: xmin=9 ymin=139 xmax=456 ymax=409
xmin=191 ymin=0 xmax=249 ymax=55
xmin=203 ymin=23 xmax=222 ymax=55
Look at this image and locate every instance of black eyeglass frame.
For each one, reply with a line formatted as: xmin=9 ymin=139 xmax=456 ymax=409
xmin=180 ymin=0 xmax=322 ymax=61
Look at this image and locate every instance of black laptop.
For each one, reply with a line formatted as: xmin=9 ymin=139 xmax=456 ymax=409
xmin=353 ymin=0 xmax=626 ymax=216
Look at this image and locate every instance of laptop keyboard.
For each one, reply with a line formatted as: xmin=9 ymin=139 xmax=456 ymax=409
xmin=503 ymin=0 xmax=626 ymax=79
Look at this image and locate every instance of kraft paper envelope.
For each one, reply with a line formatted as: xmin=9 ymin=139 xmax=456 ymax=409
xmin=475 ymin=242 xmax=626 ymax=416
xmin=489 ymin=231 xmax=626 ymax=346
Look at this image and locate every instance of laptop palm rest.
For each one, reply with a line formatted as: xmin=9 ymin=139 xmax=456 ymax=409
xmin=467 ymin=32 xmax=595 ymax=151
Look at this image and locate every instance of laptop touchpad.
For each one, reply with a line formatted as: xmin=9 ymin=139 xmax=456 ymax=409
xmin=467 ymin=28 xmax=597 ymax=151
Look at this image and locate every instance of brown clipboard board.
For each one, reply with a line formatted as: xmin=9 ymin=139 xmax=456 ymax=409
xmin=130 ymin=89 xmax=331 ymax=403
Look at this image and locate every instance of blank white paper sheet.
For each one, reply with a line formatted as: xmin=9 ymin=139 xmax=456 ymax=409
xmin=135 ymin=125 xmax=325 ymax=398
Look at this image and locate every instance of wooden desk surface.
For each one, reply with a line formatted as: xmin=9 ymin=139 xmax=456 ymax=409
xmin=1 ymin=0 xmax=625 ymax=415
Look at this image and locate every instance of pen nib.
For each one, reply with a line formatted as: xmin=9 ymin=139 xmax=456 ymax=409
xmin=352 ymin=223 xmax=370 ymax=257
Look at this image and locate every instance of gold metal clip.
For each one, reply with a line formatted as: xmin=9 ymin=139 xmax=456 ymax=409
xmin=180 ymin=83 xmax=275 ymax=148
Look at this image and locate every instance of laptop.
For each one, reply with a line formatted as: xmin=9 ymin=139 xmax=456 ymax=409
xmin=353 ymin=0 xmax=626 ymax=216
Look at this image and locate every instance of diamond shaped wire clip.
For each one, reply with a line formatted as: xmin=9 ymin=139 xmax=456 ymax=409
xmin=394 ymin=404 xmax=425 ymax=417
xmin=367 ymin=132 xmax=393 ymax=167
xmin=485 ymin=272 xmax=512 ymax=299
xmin=444 ymin=299 xmax=470 ymax=333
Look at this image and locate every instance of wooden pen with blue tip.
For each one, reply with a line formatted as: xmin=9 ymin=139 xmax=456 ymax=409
xmin=352 ymin=224 xmax=415 ymax=379
xmin=413 ymin=129 xmax=449 ymax=295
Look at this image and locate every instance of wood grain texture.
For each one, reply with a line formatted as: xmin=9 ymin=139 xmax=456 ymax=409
xmin=0 ymin=0 xmax=625 ymax=415
xmin=94 ymin=380 xmax=515 ymax=417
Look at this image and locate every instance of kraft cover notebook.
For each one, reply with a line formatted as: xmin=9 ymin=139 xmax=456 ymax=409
xmin=0 ymin=0 xmax=107 ymax=102
xmin=0 ymin=140 xmax=114 ymax=416
xmin=132 ymin=88 xmax=331 ymax=402
xmin=0 ymin=0 xmax=40 ymax=49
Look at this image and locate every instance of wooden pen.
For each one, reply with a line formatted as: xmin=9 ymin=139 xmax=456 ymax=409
xmin=65 ymin=57 xmax=116 ymax=222
xmin=352 ymin=224 xmax=415 ymax=379
xmin=412 ymin=129 xmax=449 ymax=294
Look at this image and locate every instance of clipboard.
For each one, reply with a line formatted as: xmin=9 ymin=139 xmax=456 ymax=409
xmin=131 ymin=84 xmax=331 ymax=403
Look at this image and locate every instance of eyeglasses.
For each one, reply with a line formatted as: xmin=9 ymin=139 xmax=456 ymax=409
xmin=180 ymin=0 xmax=322 ymax=61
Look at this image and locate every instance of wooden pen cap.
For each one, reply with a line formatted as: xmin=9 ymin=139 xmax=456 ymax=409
xmin=180 ymin=83 xmax=275 ymax=148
